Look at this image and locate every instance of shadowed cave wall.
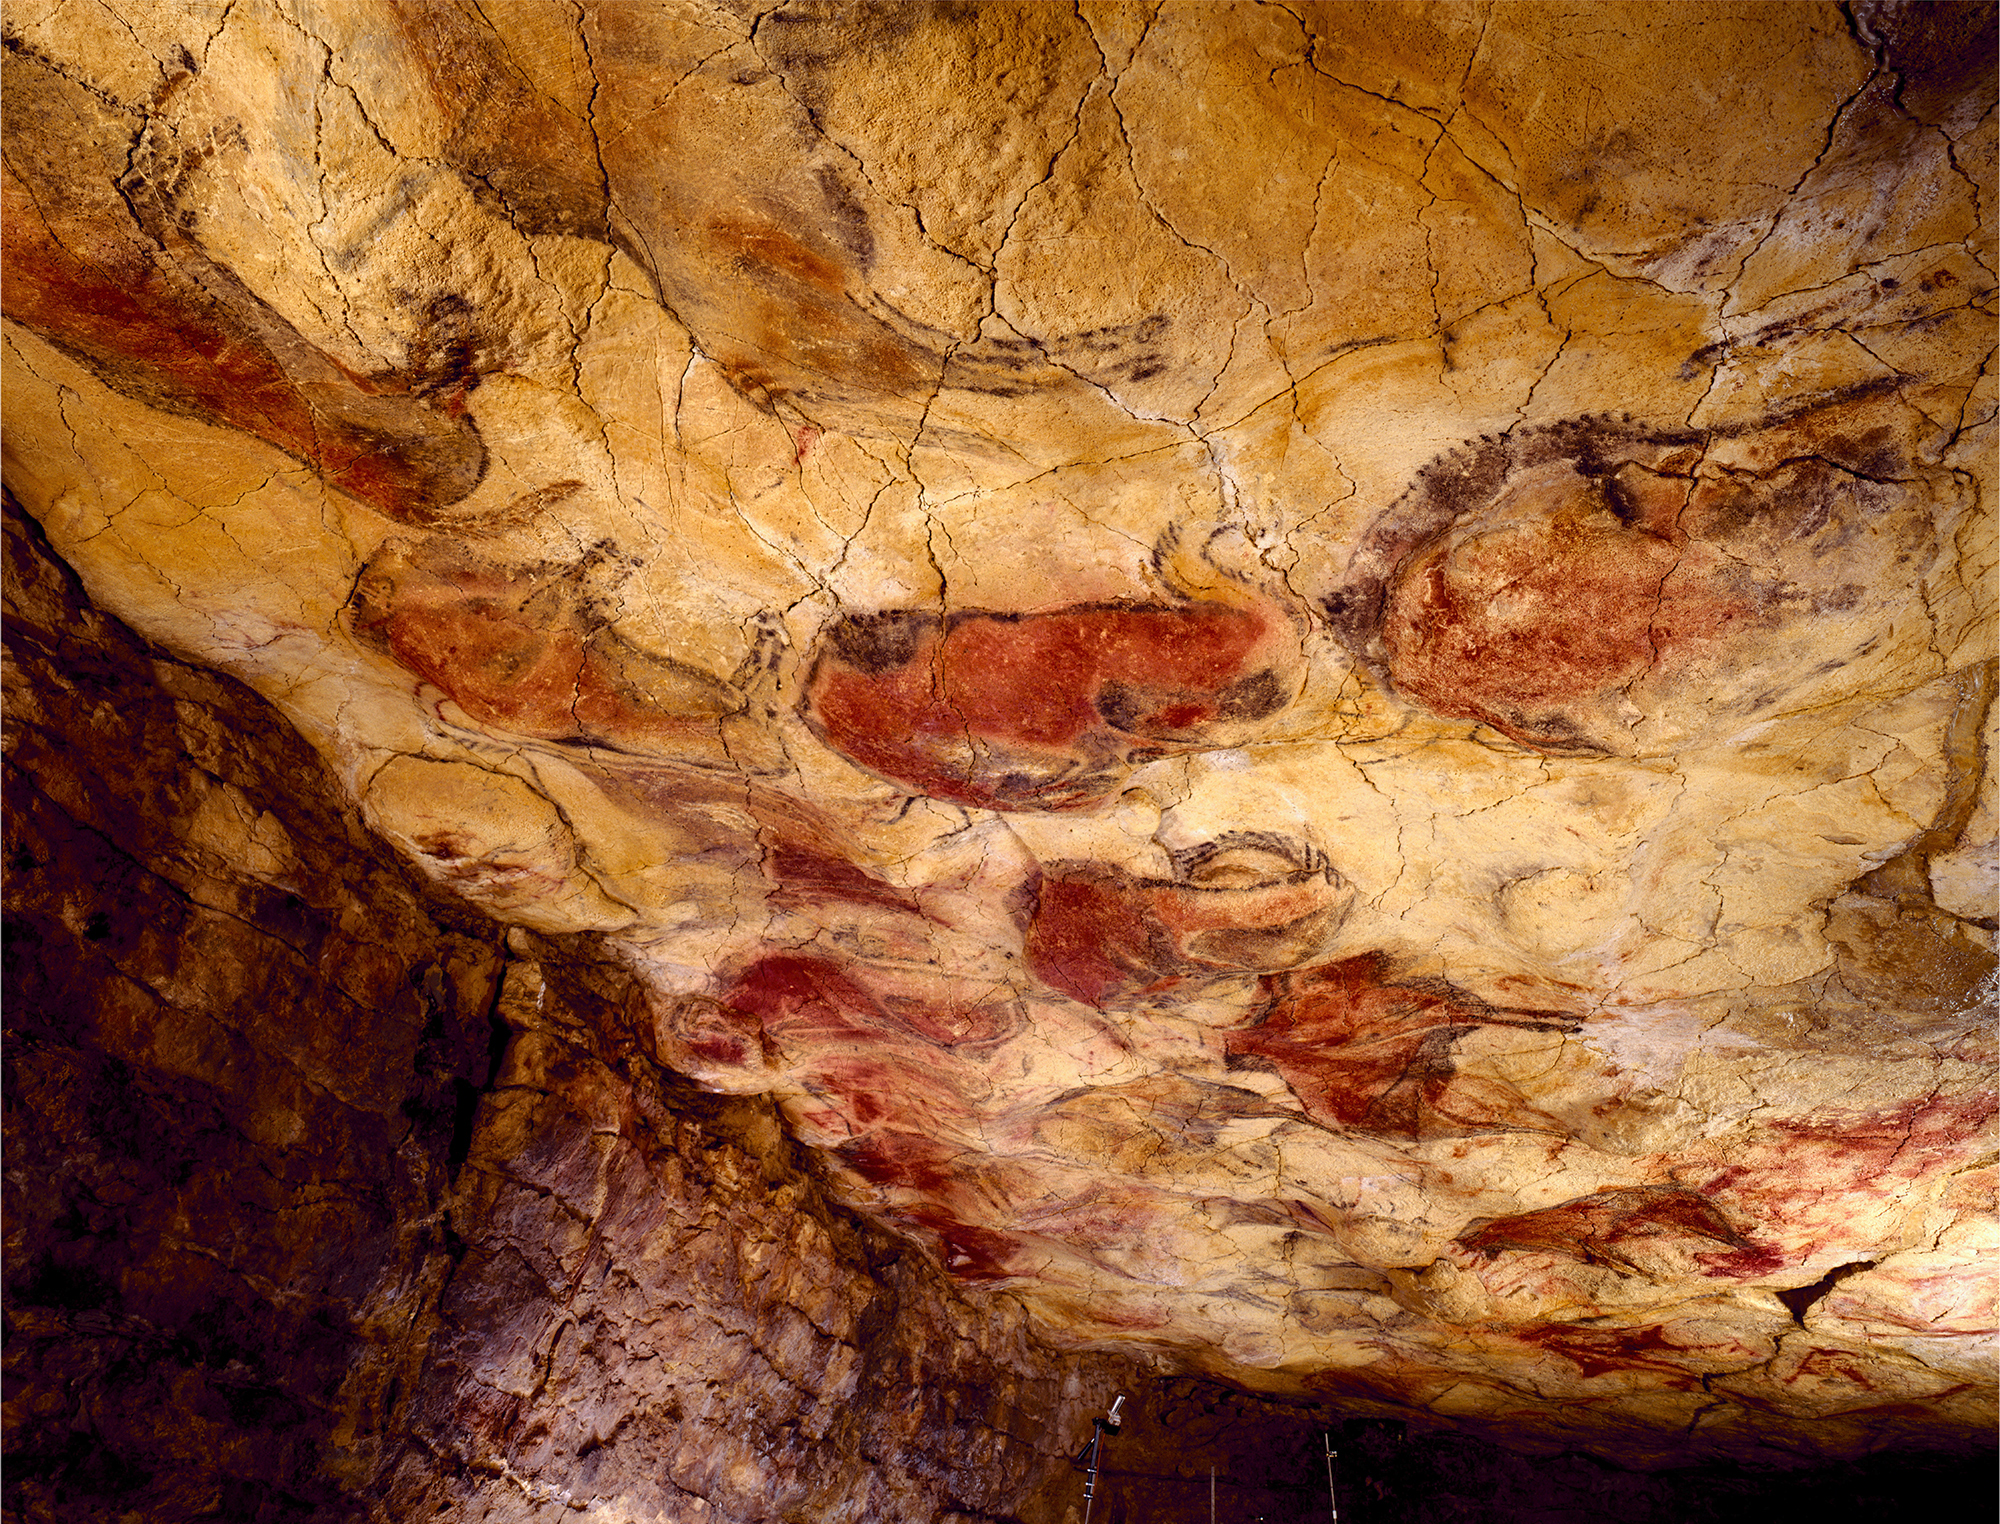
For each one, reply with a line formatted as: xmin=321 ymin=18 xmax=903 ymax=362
xmin=3 ymin=498 xmax=1992 ymax=1523
xmin=2 ymin=499 xmax=1154 ymax=1521
xmin=3 ymin=0 xmax=1998 ymax=1519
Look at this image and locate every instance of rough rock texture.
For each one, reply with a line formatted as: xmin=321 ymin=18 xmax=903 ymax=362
xmin=3 ymin=0 xmax=1996 ymax=1495
xmin=3 ymin=500 xmax=505 ymax=1521
xmin=2 ymin=502 xmax=1159 ymax=1521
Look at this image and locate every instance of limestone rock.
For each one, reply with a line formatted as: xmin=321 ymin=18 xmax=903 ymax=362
xmin=4 ymin=0 xmax=1994 ymax=1488
xmin=3 ymin=501 xmax=1163 ymax=1522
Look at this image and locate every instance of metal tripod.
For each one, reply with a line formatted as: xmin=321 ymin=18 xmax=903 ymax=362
xmin=1074 ymin=1393 xmax=1125 ymax=1524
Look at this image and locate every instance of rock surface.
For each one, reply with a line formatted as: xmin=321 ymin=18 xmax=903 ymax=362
xmin=2 ymin=500 xmax=1166 ymax=1521
xmin=3 ymin=0 xmax=1995 ymax=1489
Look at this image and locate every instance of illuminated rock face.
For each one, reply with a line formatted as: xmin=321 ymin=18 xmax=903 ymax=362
xmin=3 ymin=0 xmax=1994 ymax=1470
xmin=1 ymin=506 xmax=1159 ymax=1523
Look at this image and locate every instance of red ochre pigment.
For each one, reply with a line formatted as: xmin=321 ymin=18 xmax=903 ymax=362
xmin=4 ymin=192 xmax=483 ymax=522
xmin=1025 ymin=861 xmax=1346 ymax=1006
xmin=1382 ymin=509 xmax=1759 ymax=748
xmin=351 ymin=551 xmax=738 ymax=751
xmin=804 ymin=602 xmax=1290 ymax=810
xmin=726 ymin=953 xmax=1018 ymax=1051
xmin=1455 ymin=1186 xmax=1755 ymax=1272
xmin=1226 ymin=958 xmax=1574 ymax=1142
xmin=1514 ymin=1321 xmax=1730 ymax=1381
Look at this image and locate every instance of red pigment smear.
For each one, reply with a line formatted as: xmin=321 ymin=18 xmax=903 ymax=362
xmin=1026 ymin=869 xmax=1179 ymax=1007
xmin=383 ymin=600 xmax=589 ymax=736
xmin=805 ymin=603 xmax=1287 ymax=811
xmin=672 ymin=997 xmax=770 ymax=1070
xmin=725 ymin=954 xmax=1013 ymax=1051
xmin=897 ymin=1207 xmax=1021 ymax=1282
xmin=372 ymin=585 xmax=728 ymax=751
xmin=834 ymin=1131 xmax=968 ymax=1196
xmin=1694 ymin=1241 xmax=1789 ymax=1279
xmin=1456 ymin=1186 xmax=1753 ymax=1272
xmin=1385 ymin=523 xmax=1673 ymax=708
xmin=765 ymin=846 xmax=920 ymax=914
xmin=1698 ymin=1090 xmax=2000 ymax=1208
xmin=1225 ymin=959 xmax=1570 ymax=1142
xmin=1516 ymin=1323 xmax=1704 ymax=1382
xmin=1227 ymin=960 xmax=1471 ymax=1138
xmin=1383 ymin=509 xmax=1756 ymax=748
xmin=1691 ymin=1090 xmax=1997 ymax=1277
xmin=1785 ymin=1347 xmax=1887 ymax=1392
xmin=720 ymin=959 xmax=1010 ymax=1144
xmin=1026 ymin=862 xmax=1343 ymax=1006
xmin=724 ymin=955 xmax=893 ymax=1047
xmin=3 ymin=172 xmax=481 ymax=522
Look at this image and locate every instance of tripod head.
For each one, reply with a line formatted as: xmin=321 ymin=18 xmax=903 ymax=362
xmin=1073 ymin=1392 xmax=1126 ymax=1467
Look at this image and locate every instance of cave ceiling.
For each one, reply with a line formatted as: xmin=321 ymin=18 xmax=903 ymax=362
xmin=3 ymin=0 xmax=1995 ymax=1466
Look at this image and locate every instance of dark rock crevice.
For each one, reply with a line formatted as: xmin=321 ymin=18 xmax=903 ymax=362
xmin=0 ymin=498 xmax=1156 ymax=1522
